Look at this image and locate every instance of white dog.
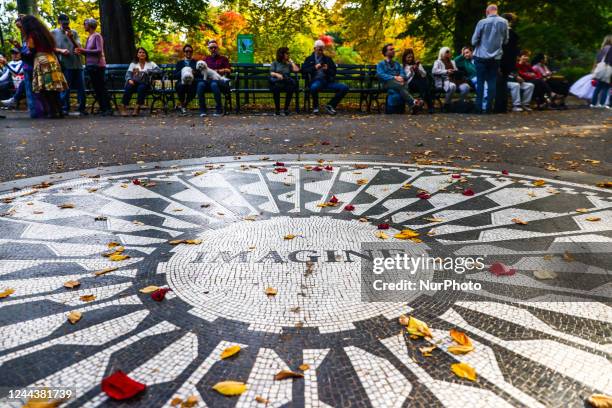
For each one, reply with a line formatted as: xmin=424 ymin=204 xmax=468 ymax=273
xmin=181 ymin=66 xmax=194 ymax=85
xmin=195 ymin=60 xmax=229 ymax=82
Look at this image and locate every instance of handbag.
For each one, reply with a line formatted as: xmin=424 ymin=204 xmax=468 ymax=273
xmin=592 ymin=47 xmax=612 ymax=83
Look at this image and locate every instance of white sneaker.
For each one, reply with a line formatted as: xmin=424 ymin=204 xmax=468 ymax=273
xmin=1 ymin=98 xmax=15 ymax=108
xmin=590 ymin=104 xmax=603 ymax=108
xmin=522 ymin=105 xmax=532 ymax=111
xmin=512 ymin=106 xmax=523 ymax=112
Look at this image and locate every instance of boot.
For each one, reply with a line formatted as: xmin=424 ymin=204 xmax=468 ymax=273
xmin=132 ymin=105 xmax=141 ymax=117
xmin=119 ymin=105 xmax=128 ymax=117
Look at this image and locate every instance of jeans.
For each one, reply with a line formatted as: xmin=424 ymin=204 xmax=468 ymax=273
xmin=269 ymin=77 xmax=297 ymax=111
xmin=474 ymin=57 xmax=499 ymax=112
xmin=123 ymin=81 xmax=149 ymax=106
xmin=310 ymin=79 xmax=348 ymax=109
xmin=408 ymin=76 xmax=433 ymax=108
xmin=176 ymin=82 xmax=197 ymax=106
xmin=383 ymin=79 xmax=414 ymax=106
xmin=86 ymin=65 xmax=111 ymax=113
xmin=591 ymin=81 xmax=611 ymax=105
xmin=24 ymin=70 xmax=40 ymax=118
xmin=508 ymin=81 xmax=534 ymax=106
xmin=61 ymin=68 xmax=86 ymax=112
xmin=11 ymin=81 xmax=25 ymax=103
xmin=197 ymin=80 xmax=223 ymax=113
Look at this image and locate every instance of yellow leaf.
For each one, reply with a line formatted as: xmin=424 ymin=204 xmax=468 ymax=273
xmin=356 ymin=179 xmax=368 ymax=185
xmin=139 ymin=285 xmax=160 ymax=293
xmin=94 ymin=267 xmax=118 ymax=276
xmin=22 ymin=396 xmax=64 ymax=408
xmin=449 ymin=328 xmax=472 ymax=346
xmin=406 ymin=316 xmax=432 ymax=338
xmin=170 ymin=397 xmax=182 ymax=406
xmin=0 ymin=288 xmax=16 ymax=298
xmin=283 ymin=234 xmax=296 ymax=240
xmin=448 ymin=345 xmax=475 ymax=354
xmin=533 ymin=270 xmax=558 ymax=280
xmin=67 ymin=311 xmax=82 ymax=324
xmin=588 ymin=394 xmax=612 ymax=408
xmin=419 ymin=345 xmax=437 ymax=356
xmin=423 ymin=217 xmax=444 ymax=222
xmin=63 ymin=280 xmax=81 ymax=289
xmin=212 ymin=381 xmax=247 ymax=396
xmin=394 ymin=229 xmax=420 ymax=240
xmin=511 ymin=218 xmax=528 ymax=225
xmin=183 ymin=239 xmax=202 ymax=245
xmin=107 ymin=241 xmax=121 ymax=248
xmin=181 ymin=395 xmax=199 ymax=407
xmin=299 ymin=364 xmax=310 ymax=371
xmin=108 ymin=254 xmax=130 ymax=262
xmin=401 ymin=183 xmax=412 ymax=189
xmin=398 ymin=314 xmax=410 ymax=326
xmin=531 ymin=179 xmax=546 ymax=187
xmin=450 ymin=362 xmax=477 ymax=381
xmin=220 ymin=345 xmax=241 ymax=360
xmin=265 ymin=287 xmax=278 ymax=296
xmin=375 ymin=231 xmax=388 ymax=240
xmin=274 ymin=370 xmax=304 ymax=380
xmin=585 ymin=217 xmax=601 ymax=222
xmin=255 ymin=396 xmax=270 ymax=404
xmin=80 ymin=294 xmax=96 ymax=302
xmin=575 ymin=208 xmax=589 ymax=213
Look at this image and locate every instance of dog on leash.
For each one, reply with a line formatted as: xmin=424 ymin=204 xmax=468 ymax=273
xmin=195 ymin=60 xmax=229 ymax=82
xmin=180 ymin=66 xmax=194 ymax=85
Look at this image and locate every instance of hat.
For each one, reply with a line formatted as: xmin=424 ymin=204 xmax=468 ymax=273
xmin=313 ymin=40 xmax=325 ymax=48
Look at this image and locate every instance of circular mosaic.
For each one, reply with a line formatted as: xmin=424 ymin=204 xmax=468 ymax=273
xmin=0 ymin=158 xmax=610 ymax=408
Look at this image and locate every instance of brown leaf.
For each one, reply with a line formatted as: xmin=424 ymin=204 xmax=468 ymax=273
xmin=511 ymin=218 xmax=528 ymax=225
xmin=298 ymin=364 xmax=310 ymax=371
xmin=585 ymin=216 xmax=601 ymax=222
xmin=255 ymin=396 xmax=270 ymax=404
xmin=63 ymin=280 xmax=81 ymax=289
xmin=58 ymin=203 xmax=75 ymax=209
xmin=274 ymin=370 xmax=304 ymax=380
xmin=94 ymin=267 xmax=118 ymax=276
xmin=67 ymin=311 xmax=82 ymax=324
xmin=80 ymin=294 xmax=96 ymax=302
xmin=265 ymin=287 xmax=278 ymax=296
xmin=587 ymin=394 xmax=612 ymax=408
xmin=139 ymin=285 xmax=160 ymax=293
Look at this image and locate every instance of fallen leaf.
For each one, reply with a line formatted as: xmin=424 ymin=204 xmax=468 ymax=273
xmin=151 ymin=287 xmax=171 ymax=301
xmin=450 ymin=362 xmax=477 ymax=381
xmin=354 ymin=164 xmax=368 ymax=169
xmin=448 ymin=345 xmax=475 ymax=354
xmin=585 ymin=217 xmax=601 ymax=222
xmin=22 ymin=396 xmax=65 ymax=407
xmin=356 ymin=179 xmax=368 ymax=185
xmin=419 ymin=345 xmax=437 ymax=356
xmin=394 ymin=229 xmax=420 ymax=240
xmin=107 ymin=241 xmax=121 ymax=248
xmin=283 ymin=234 xmax=296 ymax=240
xmin=170 ymin=397 xmax=183 ymax=406
xmin=0 ymin=288 xmax=15 ymax=298
xmin=595 ymin=181 xmax=612 ymax=189
xmin=575 ymin=208 xmax=589 ymax=213
xmin=375 ymin=231 xmax=389 ymax=239
xmin=67 ymin=311 xmax=82 ymax=324
xmin=58 ymin=203 xmax=75 ymax=209
xmin=344 ymin=204 xmax=355 ymax=211
xmin=265 ymin=287 xmax=278 ymax=296
xmin=212 ymin=381 xmax=247 ymax=396
xmin=255 ymin=396 xmax=270 ymax=404
xmin=377 ymin=223 xmax=390 ymax=230
xmin=462 ymin=188 xmax=475 ymax=196
xmin=80 ymin=294 xmax=96 ymax=302
xmin=563 ymin=251 xmax=575 ymax=262
xmin=406 ymin=316 xmax=433 ymax=338
xmin=511 ymin=218 xmax=528 ymax=225
xmin=109 ymin=254 xmax=130 ymax=262
xmin=168 ymin=239 xmax=202 ymax=245
xmin=139 ymin=285 xmax=160 ymax=293
xmin=531 ymin=179 xmax=546 ymax=187
xmin=274 ymin=370 xmax=304 ymax=380
xmin=101 ymin=370 xmax=146 ymax=400
xmin=423 ymin=217 xmax=444 ymax=222
xmin=587 ymin=394 xmax=612 ymax=408
xmin=417 ymin=191 xmax=431 ymax=199
xmin=533 ymin=270 xmax=558 ymax=280
xmin=220 ymin=345 xmax=241 ymax=360
xmin=95 ymin=266 xmax=118 ymax=276
xmin=63 ymin=280 xmax=81 ymax=289
xmin=449 ymin=328 xmax=472 ymax=346
xmin=299 ymin=364 xmax=310 ymax=371
xmin=489 ymin=262 xmax=516 ymax=276
xmin=181 ymin=395 xmax=199 ymax=408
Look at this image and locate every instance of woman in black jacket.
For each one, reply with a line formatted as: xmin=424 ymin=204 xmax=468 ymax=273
xmin=174 ymin=44 xmax=200 ymax=115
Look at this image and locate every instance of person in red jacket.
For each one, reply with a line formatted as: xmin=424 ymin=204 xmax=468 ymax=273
xmin=516 ymin=53 xmax=551 ymax=109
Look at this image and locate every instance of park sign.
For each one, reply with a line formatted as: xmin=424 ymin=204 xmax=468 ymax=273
xmin=237 ymin=34 xmax=254 ymax=63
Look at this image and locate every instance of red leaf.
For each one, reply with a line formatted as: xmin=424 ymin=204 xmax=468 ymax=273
xmin=151 ymin=287 xmax=171 ymax=301
xmin=324 ymin=165 xmax=333 ymax=171
xmin=329 ymin=195 xmax=339 ymax=204
xmin=101 ymin=370 xmax=146 ymax=400
xmin=275 ymin=167 xmax=288 ymax=173
xmin=501 ymin=170 xmax=509 ymax=175
xmin=274 ymin=162 xmax=285 ymax=167
xmin=312 ymin=166 xmax=323 ymax=171
xmin=417 ymin=191 xmax=431 ymax=199
xmin=321 ymin=141 xmax=331 ymax=145
xmin=451 ymin=174 xmax=461 ymax=179
xmin=462 ymin=189 xmax=475 ymax=196
xmin=489 ymin=262 xmax=516 ymax=276
xmin=344 ymin=205 xmax=355 ymax=211
xmin=132 ymin=179 xmax=141 ymax=185
xmin=378 ymin=223 xmax=390 ymax=230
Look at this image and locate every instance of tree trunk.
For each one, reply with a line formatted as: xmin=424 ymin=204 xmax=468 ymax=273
xmin=17 ymin=0 xmax=37 ymax=15
xmin=453 ymin=0 xmax=487 ymax=55
xmin=99 ymin=0 xmax=135 ymax=63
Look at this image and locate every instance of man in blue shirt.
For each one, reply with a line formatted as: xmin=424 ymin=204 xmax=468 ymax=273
xmin=376 ymin=44 xmax=418 ymax=111
xmin=471 ymin=4 xmax=508 ymax=113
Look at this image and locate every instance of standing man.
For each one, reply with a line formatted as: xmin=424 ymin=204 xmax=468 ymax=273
xmin=197 ymin=40 xmax=231 ymax=116
xmin=471 ymin=4 xmax=508 ymax=113
xmin=301 ymin=39 xmax=348 ymax=115
xmin=376 ymin=43 xmax=420 ymax=113
xmin=52 ymin=14 xmax=87 ymax=116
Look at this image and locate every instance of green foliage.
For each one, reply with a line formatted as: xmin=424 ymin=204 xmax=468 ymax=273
xmin=335 ymin=46 xmax=363 ymax=64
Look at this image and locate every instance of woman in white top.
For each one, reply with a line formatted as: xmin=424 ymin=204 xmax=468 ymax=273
xmin=120 ymin=47 xmax=160 ymax=116
xmin=432 ymin=46 xmax=470 ymax=108
xmin=401 ymin=48 xmax=433 ymax=113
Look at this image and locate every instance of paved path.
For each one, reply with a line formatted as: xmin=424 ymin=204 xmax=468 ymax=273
xmin=0 ymin=155 xmax=610 ymax=407
xmin=1 ymin=107 xmax=610 ymax=183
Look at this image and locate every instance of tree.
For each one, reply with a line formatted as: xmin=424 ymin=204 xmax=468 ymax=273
xmin=100 ymin=0 xmax=135 ymax=63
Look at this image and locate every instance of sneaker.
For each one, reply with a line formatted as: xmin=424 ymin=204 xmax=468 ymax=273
xmin=68 ymin=111 xmax=81 ymax=116
xmin=274 ymin=110 xmax=281 ymax=116
xmin=325 ymin=105 xmax=337 ymax=115
xmin=199 ymin=112 xmax=207 ymax=117
xmin=283 ymin=110 xmax=290 ymax=116
xmin=312 ymin=107 xmax=319 ymax=114
xmin=512 ymin=106 xmax=524 ymax=112
xmin=604 ymin=105 xmax=611 ymax=109
xmin=521 ymin=105 xmax=532 ymax=111
xmin=1 ymin=98 xmax=15 ymax=108
xmin=212 ymin=111 xmax=222 ymax=117
xmin=180 ymin=107 xmax=188 ymax=116
xmin=590 ymin=104 xmax=602 ymax=108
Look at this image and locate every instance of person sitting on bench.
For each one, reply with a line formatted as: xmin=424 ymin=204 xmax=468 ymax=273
xmin=376 ymin=43 xmax=422 ymax=114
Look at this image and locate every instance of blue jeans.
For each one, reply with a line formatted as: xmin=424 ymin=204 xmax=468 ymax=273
xmin=591 ymin=80 xmax=611 ymax=105
xmin=197 ymin=80 xmax=223 ymax=113
xmin=474 ymin=57 xmax=499 ymax=112
xmin=310 ymin=79 xmax=349 ymax=109
xmin=13 ymin=81 xmax=25 ymax=103
xmin=61 ymin=68 xmax=86 ymax=112
xmin=122 ymin=82 xmax=149 ymax=106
